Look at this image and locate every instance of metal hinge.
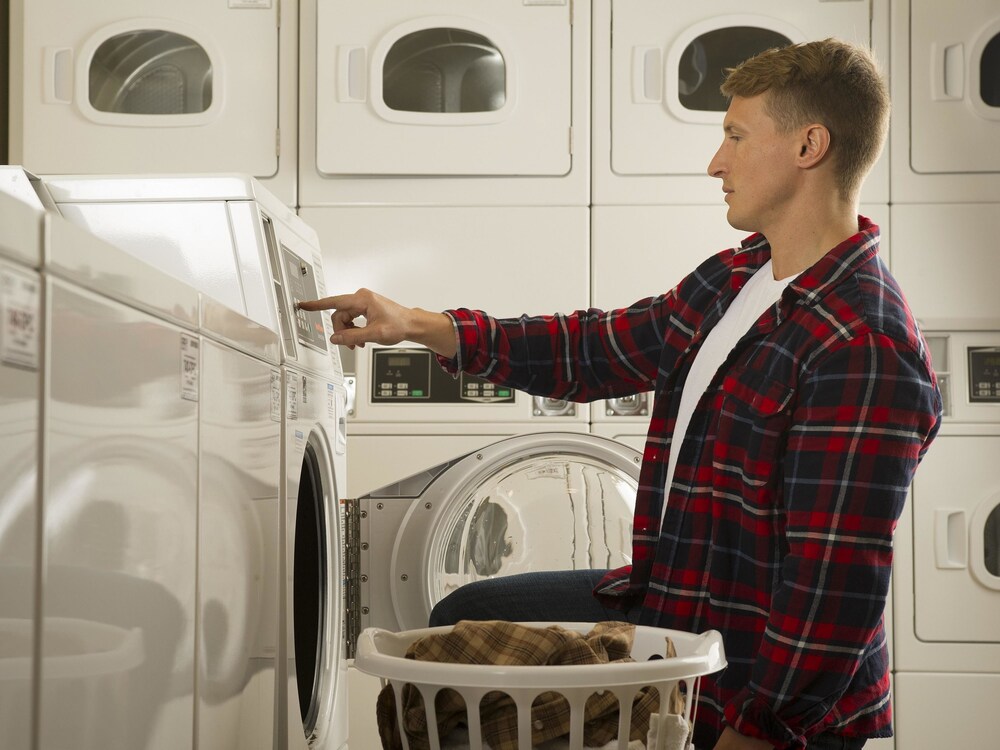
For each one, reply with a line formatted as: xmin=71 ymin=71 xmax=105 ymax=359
xmin=344 ymin=496 xmax=361 ymax=659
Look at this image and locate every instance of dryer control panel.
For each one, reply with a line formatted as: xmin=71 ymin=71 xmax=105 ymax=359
xmin=371 ymin=347 xmax=514 ymax=404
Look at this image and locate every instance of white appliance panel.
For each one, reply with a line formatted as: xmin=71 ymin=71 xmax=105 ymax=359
xmin=8 ymin=1 xmax=295 ymax=203
xmin=298 ymin=0 xmax=590 ymax=206
xmin=300 ymin=205 xmax=589 ymax=318
xmin=0 ymin=193 xmax=44 ymax=750
xmin=889 ymin=204 xmax=1000 ymax=328
xmin=911 ymin=434 xmax=1000 ymax=644
xmin=590 ymin=204 xmax=747 ymax=311
xmin=908 ymin=0 xmax=1000 ymax=175
xmin=42 ymin=276 xmax=199 ymax=750
xmin=894 ymin=672 xmax=1000 ymax=749
xmin=56 ymin=201 xmax=246 ymax=315
xmin=198 ymin=340 xmax=281 ymax=750
xmin=315 ymin=0 xmax=572 ymax=177
xmin=593 ymin=0 xmax=889 ymax=205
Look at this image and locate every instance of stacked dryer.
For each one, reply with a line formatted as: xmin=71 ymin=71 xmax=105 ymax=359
xmin=40 ymin=174 xmax=350 ymax=750
xmin=7 ymin=0 xmax=298 ymax=205
xmin=887 ymin=2 xmax=1000 ymax=747
xmin=297 ymin=0 xmax=595 ymax=494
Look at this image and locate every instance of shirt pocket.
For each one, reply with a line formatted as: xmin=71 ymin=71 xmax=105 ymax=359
xmin=713 ymin=368 xmax=795 ymax=493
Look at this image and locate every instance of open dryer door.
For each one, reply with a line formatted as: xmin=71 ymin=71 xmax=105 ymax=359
xmin=346 ymin=432 xmax=642 ymax=655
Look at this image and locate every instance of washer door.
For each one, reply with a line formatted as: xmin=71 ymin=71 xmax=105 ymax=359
xmin=377 ymin=432 xmax=642 ymax=632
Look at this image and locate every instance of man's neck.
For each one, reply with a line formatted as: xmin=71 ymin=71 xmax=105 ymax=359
xmin=764 ymin=193 xmax=859 ymax=280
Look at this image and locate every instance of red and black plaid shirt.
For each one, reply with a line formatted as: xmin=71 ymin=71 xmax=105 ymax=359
xmin=439 ymin=217 xmax=941 ymax=749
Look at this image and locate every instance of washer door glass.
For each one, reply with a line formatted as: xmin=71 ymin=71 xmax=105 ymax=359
xmin=428 ymin=451 xmax=637 ymax=605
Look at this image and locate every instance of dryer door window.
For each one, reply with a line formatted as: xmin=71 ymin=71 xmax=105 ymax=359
xmin=981 ymin=31 xmax=1000 ymax=109
xmin=609 ymin=1 xmax=873 ymax=177
xmin=383 ymin=28 xmax=505 ymax=114
xmin=315 ymin=0 xmax=573 ymax=176
xmin=675 ymin=26 xmax=792 ymax=115
xmin=89 ymin=30 xmax=212 ymax=116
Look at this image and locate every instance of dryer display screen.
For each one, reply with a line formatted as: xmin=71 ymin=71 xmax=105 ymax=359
xmin=969 ymin=347 xmax=1000 ymax=403
xmin=282 ymin=247 xmax=329 ymax=353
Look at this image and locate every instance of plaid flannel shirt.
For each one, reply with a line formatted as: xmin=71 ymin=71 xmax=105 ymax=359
xmin=438 ymin=218 xmax=942 ymax=749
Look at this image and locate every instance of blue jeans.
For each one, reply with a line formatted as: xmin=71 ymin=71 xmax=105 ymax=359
xmin=428 ymin=569 xmax=639 ymax=626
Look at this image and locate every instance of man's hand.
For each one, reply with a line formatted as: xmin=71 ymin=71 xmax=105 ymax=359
xmin=712 ymin=727 xmax=774 ymax=750
xmin=297 ymin=288 xmax=457 ymax=358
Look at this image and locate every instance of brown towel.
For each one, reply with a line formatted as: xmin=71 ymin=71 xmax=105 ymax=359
xmin=375 ymin=620 xmax=684 ymax=750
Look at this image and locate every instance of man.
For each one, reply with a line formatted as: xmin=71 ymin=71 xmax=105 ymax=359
xmin=300 ymin=39 xmax=941 ymax=750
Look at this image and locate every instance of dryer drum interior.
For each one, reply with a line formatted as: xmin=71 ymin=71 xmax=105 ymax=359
xmin=294 ymin=440 xmax=329 ymax=738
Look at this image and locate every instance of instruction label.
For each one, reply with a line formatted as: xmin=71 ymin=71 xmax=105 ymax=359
xmin=0 ymin=267 xmax=40 ymax=370
xmin=180 ymin=334 xmax=199 ymax=401
xmin=270 ymin=370 xmax=281 ymax=422
xmin=287 ymin=376 xmax=298 ymax=420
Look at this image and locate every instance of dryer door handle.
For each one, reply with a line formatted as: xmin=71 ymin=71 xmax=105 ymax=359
xmin=934 ymin=508 xmax=968 ymax=569
xmin=338 ymin=46 xmax=367 ymax=102
xmin=931 ymin=42 xmax=964 ymax=102
xmin=632 ymin=46 xmax=662 ymax=103
xmin=44 ymin=47 xmax=73 ymax=104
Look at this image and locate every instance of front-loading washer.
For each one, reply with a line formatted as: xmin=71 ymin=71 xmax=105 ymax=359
xmin=41 ymin=173 xmax=350 ymax=750
xmin=0 ymin=183 xmax=45 ymax=750
xmin=30 ymin=184 xmax=203 ymax=750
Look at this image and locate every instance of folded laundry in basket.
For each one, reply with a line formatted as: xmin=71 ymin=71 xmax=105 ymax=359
xmin=375 ymin=620 xmax=687 ymax=750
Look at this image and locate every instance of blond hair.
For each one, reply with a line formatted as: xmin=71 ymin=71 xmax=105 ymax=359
xmin=720 ymin=38 xmax=889 ymax=200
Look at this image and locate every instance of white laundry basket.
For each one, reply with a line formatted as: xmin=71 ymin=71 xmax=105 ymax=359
xmin=354 ymin=622 xmax=726 ymax=750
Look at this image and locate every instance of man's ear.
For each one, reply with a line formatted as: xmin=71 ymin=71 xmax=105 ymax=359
xmin=796 ymin=123 xmax=831 ymax=169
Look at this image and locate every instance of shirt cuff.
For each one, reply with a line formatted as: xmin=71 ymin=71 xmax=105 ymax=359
xmin=724 ymin=688 xmax=802 ymax=750
xmin=434 ymin=311 xmax=463 ymax=374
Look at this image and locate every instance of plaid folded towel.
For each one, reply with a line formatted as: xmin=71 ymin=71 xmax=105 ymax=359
xmin=375 ymin=620 xmax=686 ymax=750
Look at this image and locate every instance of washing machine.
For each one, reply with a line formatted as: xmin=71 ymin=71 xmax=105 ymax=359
xmin=43 ymin=173 xmax=350 ymax=750
xmin=29 ymin=185 xmax=203 ymax=750
xmin=0 ymin=183 xmax=45 ymax=750
xmin=889 ymin=0 xmax=1000 ymax=204
xmin=7 ymin=0 xmax=298 ymax=206
xmin=591 ymin=0 xmax=890 ymax=206
xmin=298 ymin=0 xmax=590 ymax=206
xmin=892 ymin=327 xmax=1000 ymax=748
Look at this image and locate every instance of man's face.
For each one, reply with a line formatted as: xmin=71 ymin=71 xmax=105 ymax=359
xmin=707 ymin=94 xmax=801 ymax=233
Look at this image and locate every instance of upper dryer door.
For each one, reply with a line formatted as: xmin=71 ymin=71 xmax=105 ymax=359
xmin=365 ymin=432 xmax=641 ymax=632
xmin=909 ymin=0 xmax=1000 ymax=174
xmin=13 ymin=0 xmax=278 ymax=175
xmin=315 ymin=0 xmax=573 ymax=176
xmin=609 ymin=1 xmax=871 ymax=177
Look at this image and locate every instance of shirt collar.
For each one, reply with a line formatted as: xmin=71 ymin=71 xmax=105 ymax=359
xmin=731 ymin=216 xmax=881 ymax=313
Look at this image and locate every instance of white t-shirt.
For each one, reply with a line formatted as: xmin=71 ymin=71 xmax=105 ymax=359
xmin=661 ymin=260 xmax=793 ymax=523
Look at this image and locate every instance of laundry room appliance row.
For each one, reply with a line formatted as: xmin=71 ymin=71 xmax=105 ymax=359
xmin=8 ymin=1 xmax=999 ymax=207
xmin=0 ymin=170 xmax=350 ymax=750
